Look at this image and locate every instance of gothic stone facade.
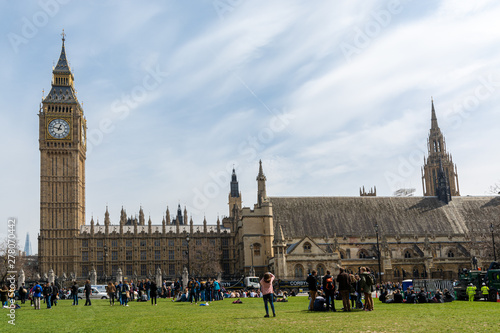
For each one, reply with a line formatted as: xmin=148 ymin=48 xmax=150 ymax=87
xmin=38 ymin=37 xmax=497 ymax=283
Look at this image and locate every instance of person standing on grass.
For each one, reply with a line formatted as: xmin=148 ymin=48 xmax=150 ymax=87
xmin=322 ymin=270 xmax=336 ymax=312
xmin=84 ymin=280 xmax=92 ymax=306
xmin=0 ymin=285 xmax=8 ymax=307
xmin=150 ymin=280 xmax=158 ymax=305
xmin=213 ymin=279 xmax=221 ymax=301
xmin=116 ymin=281 xmax=122 ymax=305
xmin=337 ymin=267 xmax=351 ymax=312
xmin=360 ymin=267 xmax=374 ymax=311
xmin=33 ymin=281 xmax=42 ymax=310
xmin=122 ymin=281 xmax=130 ymax=306
xmin=52 ymin=283 xmax=58 ymax=306
xmin=205 ymin=279 xmax=212 ymax=303
xmin=481 ymin=283 xmax=489 ymax=301
xmin=260 ymin=272 xmax=276 ymax=317
xmin=44 ymin=282 xmax=52 ymax=309
xmin=106 ymin=282 xmax=116 ymax=306
xmin=466 ymin=283 xmax=476 ymax=302
xmin=18 ymin=283 xmax=27 ymax=304
xmin=71 ymin=281 xmax=79 ymax=306
xmin=306 ymin=270 xmax=318 ymax=311
xmin=145 ymin=278 xmax=151 ymax=301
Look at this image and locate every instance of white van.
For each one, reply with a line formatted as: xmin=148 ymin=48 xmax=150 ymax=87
xmin=78 ymin=287 xmax=108 ymax=299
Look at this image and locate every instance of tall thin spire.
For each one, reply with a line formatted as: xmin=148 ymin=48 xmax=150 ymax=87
xmin=53 ymin=29 xmax=71 ymax=75
xmin=230 ymin=168 xmax=240 ymax=198
xmin=257 ymin=160 xmax=267 ymax=206
xmin=431 ymin=97 xmax=439 ymax=130
xmin=422 ymin=98 xmax=460 ymax=197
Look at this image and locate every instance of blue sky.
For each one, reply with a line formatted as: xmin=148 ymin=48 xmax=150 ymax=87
xmin=1 ymin=0 xmax=500 ymax=253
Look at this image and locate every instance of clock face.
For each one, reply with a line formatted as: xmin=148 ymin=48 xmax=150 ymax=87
xmin=48 ymin=119 xmax=70 ymax=139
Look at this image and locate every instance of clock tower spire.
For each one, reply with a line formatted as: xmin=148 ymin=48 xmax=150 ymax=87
xmin=39 ymin=32 xmax=87 ymax=276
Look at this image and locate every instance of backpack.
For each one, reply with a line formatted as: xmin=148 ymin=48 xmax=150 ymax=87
xmin=365 ymin=273 xmax=375 ymax=286
xmin=35 ymin=286 xmax=41 ymax=293
xmin=325 ymin=277 xmax=334 ymax=291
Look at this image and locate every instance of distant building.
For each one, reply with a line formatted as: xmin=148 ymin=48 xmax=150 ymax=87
xmin=23 ymin=233 xmax=32 ymax=256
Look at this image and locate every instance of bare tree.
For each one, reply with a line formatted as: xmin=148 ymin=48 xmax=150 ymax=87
xmin=0 ymin=237 xmax=20 ymax=283
xmin=468 ymin=222 xmax=499 ymax=266
xmin=489 ymin=182 xmax=500 ymax=195
xmin=190 ymin=245 xmax=222 ymax=278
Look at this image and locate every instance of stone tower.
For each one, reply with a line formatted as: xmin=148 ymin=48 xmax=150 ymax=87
xmin=257 ymin=160 xmax=267 ymax=206
xmin=38 ymin=32 xmax=86 ymax=275
xmin=421 ymin=99 xmax=459 ymax=197
xmin=228 ymin=168 xmax=242 ymax=218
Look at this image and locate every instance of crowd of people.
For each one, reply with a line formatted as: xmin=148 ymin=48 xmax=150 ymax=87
xmin=305 ymin=267 xmax=376 ymax=312
xmin=2 ymin=268 xmax=489 ymax=316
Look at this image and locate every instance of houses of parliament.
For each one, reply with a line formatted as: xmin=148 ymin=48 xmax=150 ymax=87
xmin=38 ymin=36 xmax=498 ymax=283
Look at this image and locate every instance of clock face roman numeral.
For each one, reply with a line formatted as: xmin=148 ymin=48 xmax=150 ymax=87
xmin=48 ymin=118 xmax=70 ymax=139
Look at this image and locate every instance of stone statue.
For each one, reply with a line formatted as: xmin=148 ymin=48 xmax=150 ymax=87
xmin=90 ymin=267 xmax=97 ymax=285
xmin=48 ymin=269 xmax=55 ymax=284
xmin=116 ymin=268 xmax=123 ymax=283
xmin=156 ymin=267 xmax=162 ymax=287
xmin=182 ymin=267 xmax=189 ymax=289
xmin=18 ymin=269 xmax=25 ymax=288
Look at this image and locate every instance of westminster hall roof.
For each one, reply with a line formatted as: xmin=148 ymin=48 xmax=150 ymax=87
xmin=269 ymin=196 xmax=500 ymax=239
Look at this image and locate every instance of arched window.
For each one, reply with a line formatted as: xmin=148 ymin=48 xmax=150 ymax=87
xmin=404 ymin=250 xmax=412 ymax=259
xmin=393 ymin=267 xmax=400 ymax=277
xmin=303 ymin=242 xmax=311 ymax=253
xmin=447 ymin=250 xmax=454 ymax=258
xmin=253 ymin=243 xmax=261 ymax=257
xmin=294 ymin=265 xmax=304 ymax=278
xmin=358 ymin=249 xmax=369 ymax=259
xmin=339 ymin=250 xmax=346 ymax=259
xmin=317 ymin=265 xmax=325 ymax=276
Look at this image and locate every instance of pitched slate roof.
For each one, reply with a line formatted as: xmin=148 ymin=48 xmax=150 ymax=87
xmin=269 ymin=196 xmax=500 ymax=238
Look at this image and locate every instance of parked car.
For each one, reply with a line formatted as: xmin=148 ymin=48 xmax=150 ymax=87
xmin=77 ymin=287 xmax=108 ymax=299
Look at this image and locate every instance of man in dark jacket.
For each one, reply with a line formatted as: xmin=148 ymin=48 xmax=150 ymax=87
xmin=44 ymin=283 xmax=53 ymax=309
xmin=84 ymin=280 xmax=92 ymax=306
xmin=322 ymin=270 xmax=336 ymax=312
xmin=337 ymin=267 xmax=351 ymax=311
xmin=417 ymin=288 xmax=427 ymax=303
xmin=306 ymin=270 xmax=318 ymax=311
xmin=18 ymin=284 xmax=27 ymax=304
xmin=71 ymin=281 xmax=79 ymax=306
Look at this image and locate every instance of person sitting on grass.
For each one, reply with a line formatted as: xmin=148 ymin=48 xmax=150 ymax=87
xmin=406 ymin=290 xmax=416 ymax=304
xmin=379 ymin=288 xmax=388 ymax=303
xmin=443 ymin=289 xmax=454 ymax=302
xmin=417 ymin=288 xmax=427 ymax=303
xmin=432 ymin=289 xmax=443 ymax=303
xmin=393 ymin=289 xmax=403 ymax=303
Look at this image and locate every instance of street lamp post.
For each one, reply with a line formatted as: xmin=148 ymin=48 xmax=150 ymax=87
xmin=491 ymin=223 xmax=497 ymax=262
xmin=375 ymin=223 xmax=382 ymax=284
xmin=249 ymin=244 xmax=255 ymax=276
xmin=186 ymin=234 xmax=191 ymax=276
xmin=103 ymin=244 xmax=108 ymax=282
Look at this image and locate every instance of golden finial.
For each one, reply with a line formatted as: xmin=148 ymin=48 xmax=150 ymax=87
xmin=61 ymin=29 xmax=66 ymax=42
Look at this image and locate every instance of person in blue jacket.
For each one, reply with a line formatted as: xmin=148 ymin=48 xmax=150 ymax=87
xmin=33 ymin=281 xmax=43 ymax=310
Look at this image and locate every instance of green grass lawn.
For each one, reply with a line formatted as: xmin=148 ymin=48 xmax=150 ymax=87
xmin=2 ymin=297 xmax=498 ymax=332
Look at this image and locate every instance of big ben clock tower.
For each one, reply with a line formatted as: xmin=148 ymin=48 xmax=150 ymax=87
xmin=39 ymin=32 xmax=86 ymax=276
